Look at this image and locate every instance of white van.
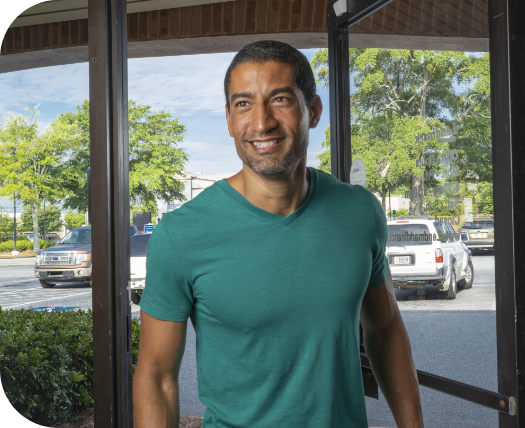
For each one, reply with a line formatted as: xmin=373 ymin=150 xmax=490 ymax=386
xmin=386 ymin=217 xmax=473 ymax=299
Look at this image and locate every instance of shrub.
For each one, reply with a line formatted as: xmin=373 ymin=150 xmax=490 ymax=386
xmin=0 ymin=308 xmax=141 ymax=425
xmin=393 ymin=208 xmax=409 ymax=217
xmin=17 ymin=234 xmax=29 ymax=241
xmin=0 ymin=239 xmax=56 ymax=253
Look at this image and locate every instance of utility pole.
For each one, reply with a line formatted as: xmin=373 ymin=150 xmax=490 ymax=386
xmin=388 ymin=183 xmax=392 ymax=218
xmin=43 ymin=198 xmax=46 ymax=241
xmin=190 ymin=176 xmax=197 ymax=200
xmin=12 ymin=196 xmax=18 ymax=255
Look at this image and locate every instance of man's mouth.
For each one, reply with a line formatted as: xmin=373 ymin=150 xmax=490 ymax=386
xmin=252 ymin=140 xmax=279 ymax=148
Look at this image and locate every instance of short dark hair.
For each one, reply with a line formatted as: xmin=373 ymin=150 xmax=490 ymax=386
xmin=224 ymin=40 xmax=316 ymax=111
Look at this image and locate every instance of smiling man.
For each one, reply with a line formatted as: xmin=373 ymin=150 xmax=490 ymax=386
xmin=134 ymin=41 xmax=423 ymax=428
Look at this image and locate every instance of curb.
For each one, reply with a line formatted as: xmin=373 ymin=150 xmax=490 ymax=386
xmin=0 ymin=253 xmax=37 ymax=259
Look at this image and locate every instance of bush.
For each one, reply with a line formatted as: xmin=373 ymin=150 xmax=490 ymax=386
xmin=17 ymin=234 xmax=29 ymax=241
xmin=0 ymin=308 xmax=141 ymax=425
xmin=393 ymin=208 xmax=409 ymax=217
xmin=0 ymin=239 xmax=56 ymax=253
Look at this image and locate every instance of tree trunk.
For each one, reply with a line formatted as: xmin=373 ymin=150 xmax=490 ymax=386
xmin=419 ymin=60 xmax=430 ymax=118
xmin=408 ymin=173 xmax=425 ymax=216
xmin=31 ymin=202 xmax=40 ymax=251
xmin=380 ymin=191 xmax=387 ymax=213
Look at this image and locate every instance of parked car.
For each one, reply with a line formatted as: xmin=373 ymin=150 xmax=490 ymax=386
xmin=386 ymin=217 xmax=474 ymax=299
xmin=129 ymin=233 xmax=151 ymax=304
xmin=35 ymin=224 xmax=139 ymax=289
xmin=34 ymin=226 xmax=92 ymax=288
xmin=458 ymin=217 xmax=494 ymax=251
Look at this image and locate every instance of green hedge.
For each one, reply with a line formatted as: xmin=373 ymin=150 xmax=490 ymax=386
xmin=0 ymin=239 xmax=55 ymax=253
xmin=0 ymin=309 xmax=141 ymax=425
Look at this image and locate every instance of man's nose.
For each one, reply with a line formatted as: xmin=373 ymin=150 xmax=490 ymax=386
xmin=250 ymin=102 xmax=278 ymax=135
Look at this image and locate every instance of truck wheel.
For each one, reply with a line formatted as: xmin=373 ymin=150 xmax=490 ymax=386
xmin=445 ymin=267 xmax=457 ymax=300
xmin=462 ymin=261 xmax=474 ymax=289
xmin=89 ymin=278 xmax=92 ymax=287
xmin=131 ymin=293 xmax=141 ymax=305
xmin=39 ymin=279 xmax=55 ymax=288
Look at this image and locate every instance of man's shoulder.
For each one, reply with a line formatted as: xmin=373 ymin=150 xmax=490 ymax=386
xmin=314 ymin=168 xmax=375 ymax=206
xmin=159 ymin=181 xmax=229 ymax=227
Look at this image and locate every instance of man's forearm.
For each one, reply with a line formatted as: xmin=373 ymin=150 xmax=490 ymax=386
xmin=133 ymin=372 xmax=180 ymax=428
xmin=364 ymin=313 xmax=424 ymax=428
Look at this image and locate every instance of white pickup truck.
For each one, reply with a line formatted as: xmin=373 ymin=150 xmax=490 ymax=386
xmin=386 ymin=217 xmax=474 ymax=299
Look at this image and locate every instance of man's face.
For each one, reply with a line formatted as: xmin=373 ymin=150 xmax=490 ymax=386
xmin=225 ymin=61 xmax=321 ymax=176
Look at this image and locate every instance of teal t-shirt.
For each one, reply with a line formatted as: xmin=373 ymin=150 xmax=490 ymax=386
xmin=140 ymin=167 xmax=388 ymax=428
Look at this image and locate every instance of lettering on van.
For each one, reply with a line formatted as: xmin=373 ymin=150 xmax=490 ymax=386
xmin=387 ymin=231 xmax=460 ymax=243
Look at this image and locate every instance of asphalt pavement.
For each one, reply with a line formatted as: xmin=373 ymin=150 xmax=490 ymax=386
xmin=0 ymin=252 xmax=498 ymax=427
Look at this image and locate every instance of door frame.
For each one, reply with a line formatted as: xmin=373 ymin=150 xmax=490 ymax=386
xmin=326 ymin=0 xmax=523 ymax=425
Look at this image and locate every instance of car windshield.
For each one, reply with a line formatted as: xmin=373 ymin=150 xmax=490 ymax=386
xmin=387 ymin=224 xmax=435 ymax=246
xmin=59 ymin=229 xmax=91 ymax=244
xmin=461 ymin=221 xmax=494 ymax=230
xmin=130 ymin=234 xmax=151 ymax=257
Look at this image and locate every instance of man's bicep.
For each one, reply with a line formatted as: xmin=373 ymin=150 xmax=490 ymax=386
xmin=137 ymin=309 xmax=187 ymax=377
xmin=361 ymin=268 xmax=400 ymax=334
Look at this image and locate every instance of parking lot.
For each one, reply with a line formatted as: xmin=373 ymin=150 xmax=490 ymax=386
xmin=0 ymin=251 xmax=498 ymax=427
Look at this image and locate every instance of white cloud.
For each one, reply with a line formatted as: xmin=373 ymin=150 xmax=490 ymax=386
xmin=0 ymin=63 xmax=89 ymax=114
xmin=129 ymin=53 xmax=235 ymax=116
xmin=181 ymin=140 xmax=241 ymax=174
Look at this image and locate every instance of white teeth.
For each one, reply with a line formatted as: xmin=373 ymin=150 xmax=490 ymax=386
xmin=253 ymin=140 xmax=277 ymax=148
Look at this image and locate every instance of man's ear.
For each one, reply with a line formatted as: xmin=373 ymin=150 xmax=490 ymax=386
xmin=225 ymin=104 xmax=234 ymax=137
xmin=309 ymin=95 xmax=323 ymax=129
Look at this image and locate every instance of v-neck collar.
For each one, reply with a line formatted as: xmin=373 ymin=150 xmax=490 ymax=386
xmin=217 ymin=167 xmax=317 ymax=226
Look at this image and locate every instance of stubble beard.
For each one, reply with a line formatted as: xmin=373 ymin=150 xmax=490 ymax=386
xmin=240 ymin=135 xmax=308 ymax=176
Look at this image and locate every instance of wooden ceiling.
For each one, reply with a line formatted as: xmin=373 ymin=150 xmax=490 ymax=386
xmin=0 ymin=0 xmax=489 ymax=73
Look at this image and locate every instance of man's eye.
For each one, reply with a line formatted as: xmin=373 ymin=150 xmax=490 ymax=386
xmin=237 ymin=101 xmax=248 ymax=107
xmin=274 ymin=97 xmax=288 ymax=103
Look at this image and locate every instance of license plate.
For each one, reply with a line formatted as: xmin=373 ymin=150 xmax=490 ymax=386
xmin=131 ymin=280 xmax=145 ymax=289
xmin=394 ymin=256 xmax=410 ymax=265
xmin=472 ymin=233 xmax=488 ymax=238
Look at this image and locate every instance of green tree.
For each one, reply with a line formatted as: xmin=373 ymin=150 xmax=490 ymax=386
xmin=59 ymin=100 xmax=189 ymax=219
xmin=0 ymin=212 xmax=20 ymax=242
xmin=0 ymin=105 xmax=80 ymax=250
xmin=476 ymin=181 xmax=493 ymax=215
xmin=19 ymin=204 xmax=63 ymax=235
xmin=312 ymin=49 xmax=490 ymax=215
xmin=64 ymin=211 xmax=86 ymax=231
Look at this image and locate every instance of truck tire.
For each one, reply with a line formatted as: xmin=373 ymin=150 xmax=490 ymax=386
xmin=131 ymin=293 xmax=141 ymax=305
xmin=462 ymin=260 xmax=474 ymax=289
xmin=89 ymin=278 xmax=92 ymax=287
xmin=39 ymin=279 xmax=55 ymax=288
xmin=445 ymin=266 xmax=457 ymax=300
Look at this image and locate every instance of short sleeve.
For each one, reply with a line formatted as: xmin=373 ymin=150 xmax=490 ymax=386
xmin=140 ymin=217 xmax=193 ymax=321
xmin=368 ymin=194 xmax=389 ymax=289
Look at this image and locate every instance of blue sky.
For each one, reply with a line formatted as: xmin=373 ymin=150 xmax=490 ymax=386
xmin=0 ymin=49 xmax=331 ymax=212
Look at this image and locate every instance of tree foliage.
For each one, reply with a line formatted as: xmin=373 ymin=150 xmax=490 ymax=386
xmin=312 ymin=49 xmax=492 ymax=215
xmin=59 ymin=100 xmax=189 ymax=218
xmin=19 ymin=204 xmax=63 ymax=235
xmin=0 ymin=105 xmax=80 ymax=250
xmin=0 ymin=213 xmax=19 ymax=242
xmin=65 ymin=211 xmax=86 ymax=231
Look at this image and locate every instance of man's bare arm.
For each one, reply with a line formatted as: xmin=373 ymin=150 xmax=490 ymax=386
xmin=133 ymin=310 xmax=187 ymax=428
xmin=361 ymin=269 xmax=424 ymax=427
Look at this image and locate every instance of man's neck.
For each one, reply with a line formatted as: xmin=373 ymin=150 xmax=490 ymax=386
xmin=226 ymin=163 xmax=310 ymax=217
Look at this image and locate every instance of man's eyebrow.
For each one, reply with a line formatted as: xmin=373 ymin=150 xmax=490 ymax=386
xmin=230 ymin=87 xmax=296 ymax=104
xmin=268 ymin=87 xmax=295 ymax=98
xmin=230 ymin=92 xmax=253 ymax=103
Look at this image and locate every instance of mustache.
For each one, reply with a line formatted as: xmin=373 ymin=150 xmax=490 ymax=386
xmin=241 ymin=132 xmax=288 ymax=143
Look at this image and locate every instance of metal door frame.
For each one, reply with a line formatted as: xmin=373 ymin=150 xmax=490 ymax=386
xmin=327 ymin=0 xmax=524 ymax=425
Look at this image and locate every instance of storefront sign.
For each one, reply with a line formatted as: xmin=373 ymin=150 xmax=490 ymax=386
xmin=350 ymin=157 xmax=366 ymax=187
